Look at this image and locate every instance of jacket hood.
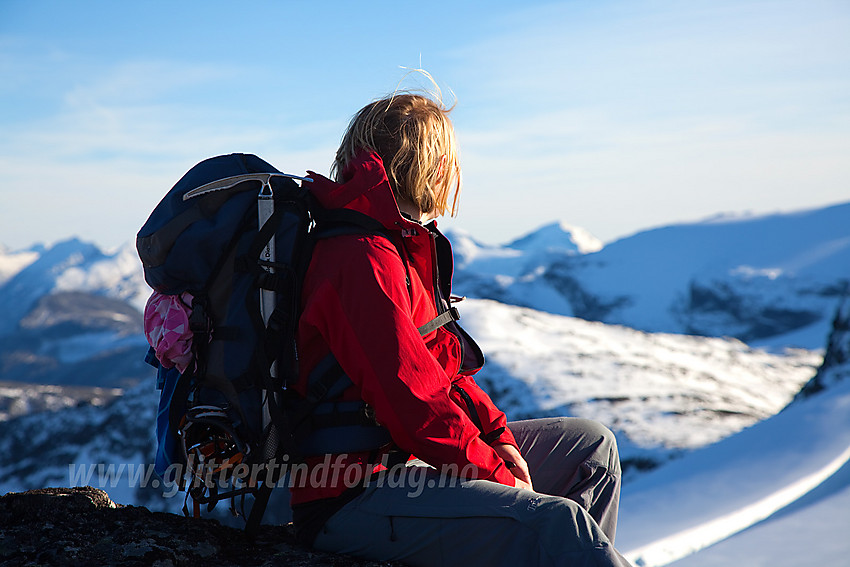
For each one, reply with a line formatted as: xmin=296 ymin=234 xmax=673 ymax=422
xmin=307 ymin=150 xmax=423 ymax=233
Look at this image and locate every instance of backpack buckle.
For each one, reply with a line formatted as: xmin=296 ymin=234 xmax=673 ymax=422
xmin=363 ymin=403 xmax=377 ymax=424
xmin=188 ymin=302 xmax=210 ymax=335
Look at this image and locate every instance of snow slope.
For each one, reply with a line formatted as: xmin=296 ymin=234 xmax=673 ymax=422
xmin=669 ymin=458 xmax=850 ymax=566
xmin=618 ymin=378 xmax=850 ymax=566
xmin=618 ymin=302 xmax=850 ymax=566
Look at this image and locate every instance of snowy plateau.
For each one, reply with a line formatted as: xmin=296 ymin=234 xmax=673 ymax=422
xmin=0 ymin=200 xmax=849 ymax=566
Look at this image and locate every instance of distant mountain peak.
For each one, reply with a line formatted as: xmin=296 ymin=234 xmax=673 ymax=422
xmin=40 ymin=237 xmax=102 ymax=260
xmin=0 ymin=237 xmax=149 ymax=336
xmin=507 ymin=221 xmax=603 ymax=254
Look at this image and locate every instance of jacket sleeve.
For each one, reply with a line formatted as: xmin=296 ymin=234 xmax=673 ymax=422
xmin=301 ymin=235 xmax=517 ymax=487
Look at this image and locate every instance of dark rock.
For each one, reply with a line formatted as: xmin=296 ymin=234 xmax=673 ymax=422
xmin=677 ymin=280 xmax=821 ymax=342
xmin=794 ymin=299 xmax=850 ymax=401
xmin=0 ymin=486 xmax=395 ymax=566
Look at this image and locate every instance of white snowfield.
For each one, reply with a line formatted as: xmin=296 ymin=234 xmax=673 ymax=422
xmin=618 ymin=379 xmax=850 ymax=567
xmin=461 ymin=299 xmax=819 ymax=453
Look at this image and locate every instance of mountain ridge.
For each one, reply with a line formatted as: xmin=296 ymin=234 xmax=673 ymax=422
xmin=1 ymin=200 xmax=844 ymax=389
xmin=448 ymin=200 xmax=850 ymax=350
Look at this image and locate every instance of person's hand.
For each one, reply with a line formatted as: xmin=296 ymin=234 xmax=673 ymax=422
xmin=493 ymin=443 xmax=533 ymax=491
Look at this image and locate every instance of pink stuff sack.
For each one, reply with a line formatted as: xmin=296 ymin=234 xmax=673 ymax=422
xmin=144 ymin=291 xmax=195 ymax=373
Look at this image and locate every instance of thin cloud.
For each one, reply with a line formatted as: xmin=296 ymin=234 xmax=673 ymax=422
xmin=437 ymin=0 xmax=850 ymax=243
xmin=0 ymin=54 xmax=343 ymax=249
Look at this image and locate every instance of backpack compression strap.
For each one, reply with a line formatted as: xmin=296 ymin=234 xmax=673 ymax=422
xmin=418 ymin=306 xmax=460 ymax=336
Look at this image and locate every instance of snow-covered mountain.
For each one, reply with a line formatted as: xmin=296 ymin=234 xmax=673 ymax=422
xmin=0 ymin=239 xmax=150 ymax=387
xmin=450 ymin=201 xmax=850 ymax=350
xmin=507 ymin=220 xmax=603 ymax=254
xmin=0 ymin=243 xmax=42 ymax=286
xmin=0 ymin=238 xmax=149 ymax=326
xmin=2 ymin=201 xmax=846 ymax=383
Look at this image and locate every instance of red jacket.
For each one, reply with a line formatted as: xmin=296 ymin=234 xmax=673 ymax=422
xmin=290 ymin=150 xmax=518 ymax=506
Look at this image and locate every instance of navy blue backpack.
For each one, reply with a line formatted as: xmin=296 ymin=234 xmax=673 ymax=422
xmin=138 ymin=154 xmax=319 ymax=525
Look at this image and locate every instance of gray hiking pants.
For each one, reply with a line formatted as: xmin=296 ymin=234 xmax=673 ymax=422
xmin=313 ymin=417 xmax=632 ymax=566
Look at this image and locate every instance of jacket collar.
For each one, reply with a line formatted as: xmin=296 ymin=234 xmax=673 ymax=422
xmin=307 ymin=149 xmax=424 ymax=234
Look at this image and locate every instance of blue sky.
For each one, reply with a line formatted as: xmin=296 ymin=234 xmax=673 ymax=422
xmin=1 ymin=0 xmax=848 ymax=250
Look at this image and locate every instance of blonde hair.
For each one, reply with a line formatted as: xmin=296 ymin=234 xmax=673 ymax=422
xmin=332 ymin=93 xmax=462 ymax=217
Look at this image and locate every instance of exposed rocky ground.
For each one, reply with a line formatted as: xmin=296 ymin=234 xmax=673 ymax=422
xmin=795 ymin=299 xmax=850 ymax=400
xmin=0 ymin=486 xmax=393 ymax=566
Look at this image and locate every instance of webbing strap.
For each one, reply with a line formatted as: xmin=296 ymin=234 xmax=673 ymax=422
xmin=313 ymin=208 xmax=386 ymax=235
xmin=246 ymin=473 xmax=274 ymax=537
xmin=247 ymin=357 xmax=295 ymax=536
xmin=417 ymin=306 xmax=460 ymax=336
xmin=309 ymin=408 xmax=377 ymax=429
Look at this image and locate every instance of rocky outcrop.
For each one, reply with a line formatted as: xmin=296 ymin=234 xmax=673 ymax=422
xmin=794 ymin=299 xmax=850 ymax=401
xmin=0 ymin=486 xmax=390 ymax=566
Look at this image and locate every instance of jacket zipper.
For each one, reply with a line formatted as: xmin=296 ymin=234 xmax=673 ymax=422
xmin=452 ymin=384 xmax=505 ymax=444
xmin=395 ymin=234 xmax=413 ymax=295
xmin=428 ymin=233 xmax=449 ymax=318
